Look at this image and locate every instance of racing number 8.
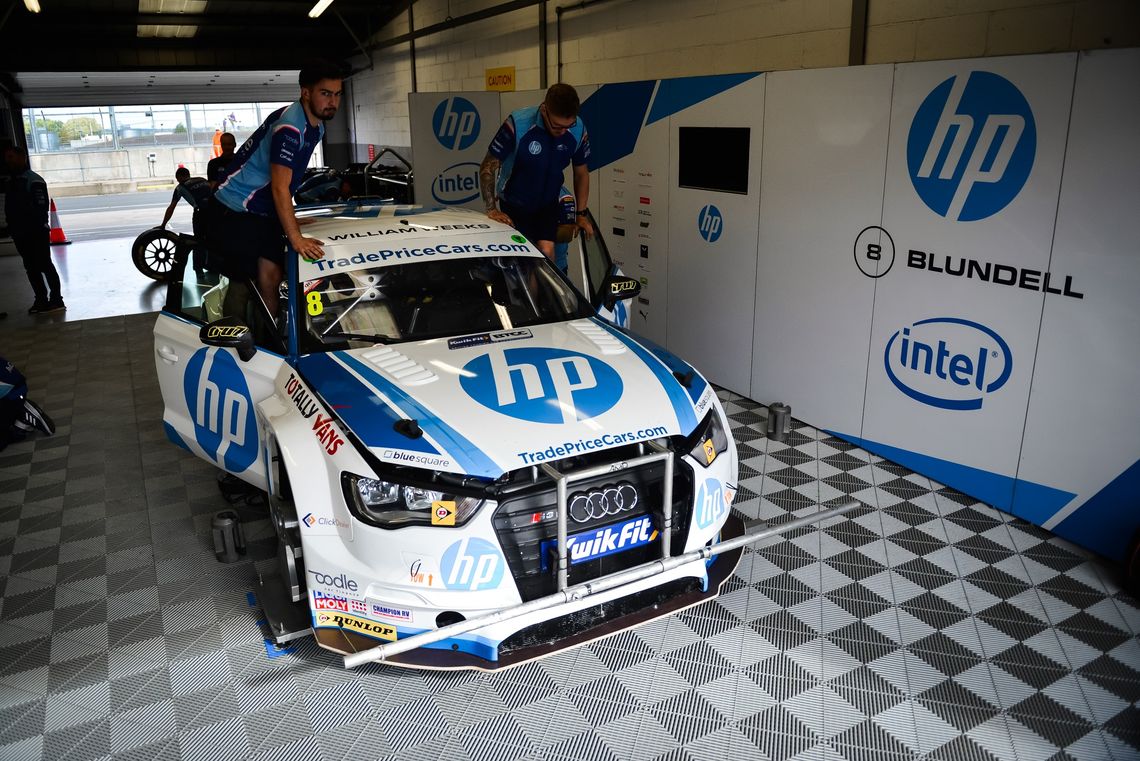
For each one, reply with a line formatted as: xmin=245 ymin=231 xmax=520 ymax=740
xmin=306 ymin=291 xmax=324 ymax=316
xmin=865 ymin=243 xmax=881 ymax=261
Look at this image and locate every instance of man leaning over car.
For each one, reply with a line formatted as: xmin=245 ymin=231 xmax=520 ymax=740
xmin=479 ymin=83 xmax=594 ymax=264
xmin=206 ymin=58 xmax=343 ymax=319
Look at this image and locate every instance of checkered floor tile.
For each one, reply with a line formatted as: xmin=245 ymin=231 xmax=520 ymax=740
xmin=1 ymin=314 xmax=1138 ymax=760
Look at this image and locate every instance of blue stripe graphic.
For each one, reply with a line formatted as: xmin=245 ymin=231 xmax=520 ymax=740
xmin=646 ymin=73 xmax=762 ymax=125
xmin=333 ymin=352 xmax=502 ymax=478
xmin=1053 ymin=458 xmax=1140 ymax=563
xmin=298 ymin=354 xmax=441 ymax=456
xmin=825 ymin=428 xmax=1077 ymax=526
xmin=593 ymin=320 xmax=698 ymax=435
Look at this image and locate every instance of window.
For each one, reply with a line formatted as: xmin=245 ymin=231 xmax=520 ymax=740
xmin=678 ymin=127 xmax=751 ymax=195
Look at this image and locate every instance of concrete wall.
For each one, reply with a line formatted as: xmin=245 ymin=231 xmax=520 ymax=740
xmin=347 ymin=0 xmax=1140 ymax=151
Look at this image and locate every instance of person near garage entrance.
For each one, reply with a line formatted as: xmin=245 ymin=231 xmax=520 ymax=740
xmin=479 ymin=83 xmax=595 ymax=264
xmin=206 ymin=58 xmax=343 ymax=319
xmin=206 ymin=131 xmax=237 ymax=189
xmin=3 ymin=145 xmax=65 ymax=314
xmin=160 ymin=167 xmax=213 ymax=280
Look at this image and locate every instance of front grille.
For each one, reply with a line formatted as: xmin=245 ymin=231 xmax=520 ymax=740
xmin=492 ymin=458 xmax=694 ymax=602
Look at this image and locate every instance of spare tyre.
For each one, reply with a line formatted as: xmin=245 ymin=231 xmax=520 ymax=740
xmin=132 ymin=227 xmax=182 ymax=282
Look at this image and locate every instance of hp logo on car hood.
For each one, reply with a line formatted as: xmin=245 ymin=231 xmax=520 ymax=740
xmin=568 ymin=483 xmax=639 ymax=524
xmin=908 ymin=71 xmax=1036 ymax=222
xmin=461 ymin=347 xmax=623 ymax=424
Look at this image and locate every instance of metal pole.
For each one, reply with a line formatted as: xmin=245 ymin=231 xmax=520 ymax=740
xmin=344 ymin=498 xmax=860 ymax=668
xmin=538 ymin=0 xmax=548 ymax=89
xmin=408 ymin=0 xmax=418 ymax=93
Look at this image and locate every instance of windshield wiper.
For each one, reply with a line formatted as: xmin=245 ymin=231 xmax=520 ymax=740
xmin=320 ymin=331 xmax=395 ymax=345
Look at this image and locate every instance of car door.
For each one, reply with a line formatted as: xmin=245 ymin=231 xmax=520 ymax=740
xmin=154 ymin=266 xmax=285 ymax=491
xmin=567 ymin=210 xmax=632 ymax=329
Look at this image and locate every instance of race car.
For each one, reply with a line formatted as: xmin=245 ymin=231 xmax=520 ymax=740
xmin=154 ymin=204 xmax=741 ymax=669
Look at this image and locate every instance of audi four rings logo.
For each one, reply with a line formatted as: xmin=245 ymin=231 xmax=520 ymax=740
xmin=568 ymin=483 xmax=638 ymax=524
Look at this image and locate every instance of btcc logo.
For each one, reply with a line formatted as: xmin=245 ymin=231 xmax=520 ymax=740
xmin=568 ymin=483 xmax=638 ymax=524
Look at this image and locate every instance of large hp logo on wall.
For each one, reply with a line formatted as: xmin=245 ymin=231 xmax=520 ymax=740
xmin=182 ymin=348 xmax=258 ymax=471
xmin=907 ymin=71 xmax=1036 ymax=221
xmin=460 ymin=348 xmax=623 ymax=424
xmin=432 ymin=96 xmax=481 ymax=151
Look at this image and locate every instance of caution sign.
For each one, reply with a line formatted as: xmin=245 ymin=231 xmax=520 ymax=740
xmin=432 ymin=500 xmax=457 ymax=526
xmin=485 ymin=66 xmax=515 ymax=92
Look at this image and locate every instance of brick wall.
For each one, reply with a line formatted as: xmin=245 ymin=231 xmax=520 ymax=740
xmin=347 ymin=0 xmax=1139 ymax=156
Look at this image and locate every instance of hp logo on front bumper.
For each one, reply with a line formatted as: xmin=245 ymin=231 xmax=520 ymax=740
xmin=568 ymin=483 xmax=639 ymax=524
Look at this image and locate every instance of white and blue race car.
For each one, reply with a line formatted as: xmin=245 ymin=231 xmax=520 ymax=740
xmin=154 ymin=205 xmax=741 ymax=669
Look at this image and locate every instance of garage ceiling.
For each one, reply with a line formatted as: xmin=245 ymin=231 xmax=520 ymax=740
xmin=0 ymin=0 xmax=403 ymax=74
xmin=14 ymin=70 xmax=301 ymax=107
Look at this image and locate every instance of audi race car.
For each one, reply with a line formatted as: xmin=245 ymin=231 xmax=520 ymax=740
xmin=154 ymin=204 xmax=741 ymax=669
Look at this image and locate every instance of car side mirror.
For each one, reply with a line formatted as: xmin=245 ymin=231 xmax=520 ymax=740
xmin=200 ymin=317 xmax=256 ymax=362
xmin=602 ymin=275 xmax=641 ymax=312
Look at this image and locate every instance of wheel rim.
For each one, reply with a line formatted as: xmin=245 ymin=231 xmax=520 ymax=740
xmin=142 ymin=237 xmax=178 ymax=276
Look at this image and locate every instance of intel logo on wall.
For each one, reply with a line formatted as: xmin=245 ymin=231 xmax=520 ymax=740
xmin=431 ymin=162 xmax=480 ymax=205
xmin=907 ymin=71 xmax=1036 ymax=222
xmin=884 ymin=317 xmax=1012 ymax=410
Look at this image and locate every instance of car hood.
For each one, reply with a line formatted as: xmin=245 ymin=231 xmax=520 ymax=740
xmin=296 ymin=319 xmax=711 ymax=479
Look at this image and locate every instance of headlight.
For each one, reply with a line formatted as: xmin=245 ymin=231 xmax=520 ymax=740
xmin=343 ymin=473 xmax=484 ymax=528
xmin=688 ymin=411 xmax=729 ymax=468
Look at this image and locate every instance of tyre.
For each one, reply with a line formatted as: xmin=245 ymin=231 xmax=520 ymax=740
xmin=132 ymin=227 xmax=181 ymax=282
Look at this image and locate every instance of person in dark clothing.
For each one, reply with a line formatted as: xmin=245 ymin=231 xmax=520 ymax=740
xmin=3 ymin=145 xmax=64 ymax=314
xmin=207 ymin=132 xmax=237 ymax=189
xmin=161 ymin=167 xmax=214 ymax=277
xmin=0 ymin=356 xmax=55 ymax=452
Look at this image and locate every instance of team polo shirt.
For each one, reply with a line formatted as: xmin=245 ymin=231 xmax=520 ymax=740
xmin=172 ymin=177 xmax=212 ymax=210
xmin=489 ymin=105 xmax=589 ymax=213
xmin=215 ymin=101 xmax=323 ymax=217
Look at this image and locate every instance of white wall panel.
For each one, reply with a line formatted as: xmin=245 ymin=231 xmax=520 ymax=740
xmin=666 ymin=76 xmax=766 ymax=394
xmin=863 ymin=54 xmax=1077 ymax=510
xmin=409 ymin=92 xmax=501 ymax=211
xmin=751 ymin=65 xmax=894 ymax=430
xmin=1015 ymin=49 xmax=1140 ymax=557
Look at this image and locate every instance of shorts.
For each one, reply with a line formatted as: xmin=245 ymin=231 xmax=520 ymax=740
xmin=499 ymin=198 xmax=559 ymax=247
xmin=205 ymin=198 xmax=285 ymax=279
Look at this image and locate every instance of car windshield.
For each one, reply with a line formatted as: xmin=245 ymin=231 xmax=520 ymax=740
xmin=300 ymin=255 xmax=589 ymax=351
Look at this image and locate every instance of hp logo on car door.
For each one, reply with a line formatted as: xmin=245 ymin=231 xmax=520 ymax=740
xmin=907 ymin=71 xmax=1036 ymax=222
xmin=182 ymin=348 xmax=258 ymax=472
xmin=432 ymin=96 xmax=481 ymax=151
xmin=460 ymin=347 xmax=623 ymax=424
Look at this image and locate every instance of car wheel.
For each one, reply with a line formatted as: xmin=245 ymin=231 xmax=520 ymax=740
xmin=132 ymin=227 xmax=181 ymax=282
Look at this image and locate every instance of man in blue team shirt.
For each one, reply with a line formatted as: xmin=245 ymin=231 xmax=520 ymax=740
xmin=160 ymin=167 xmax=213 ymax=278
xmin=479 ymin=83 xmax=594 ymax=264
xmin=207 ymin=59 xmax=343 ymax=317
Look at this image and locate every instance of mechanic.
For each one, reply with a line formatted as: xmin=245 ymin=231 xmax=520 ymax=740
xmin=0 ymin=355 xmax=55 ymax=452
xmin=207 ymin=58 xmax=343 ymax=318
xmin=160 ymin=167 xmax=214 ymax=280
xmin=206 ymin=131 xmax=237 ymax=189
xmin=479 ymin=83 xmax=594 ymax=264
xmin=3 ymin=145 xmax=64 ymax=314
